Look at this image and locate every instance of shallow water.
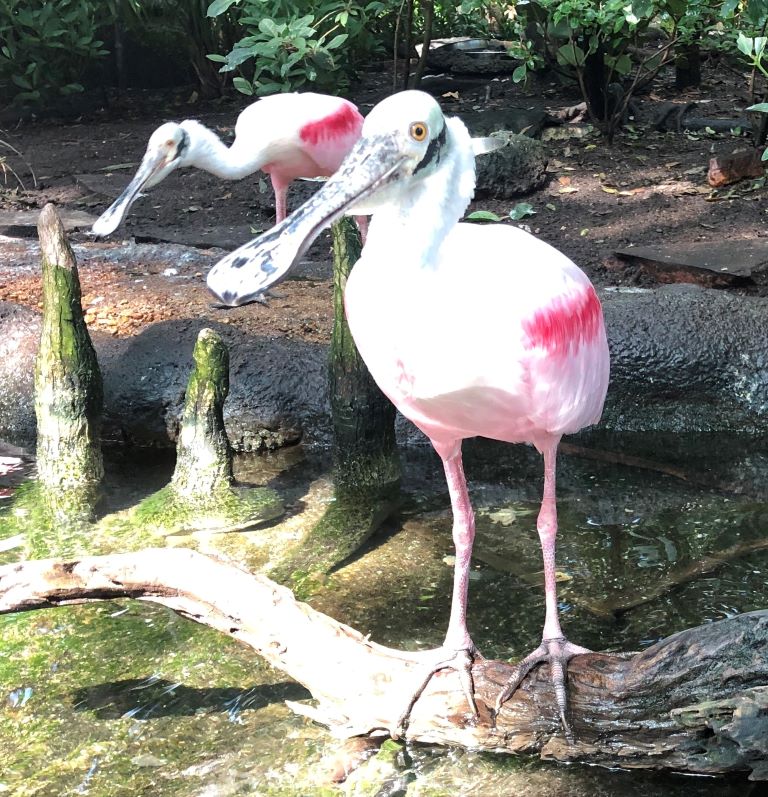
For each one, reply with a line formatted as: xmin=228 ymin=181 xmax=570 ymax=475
xmin=1 ymin=434 xmax=767 ymax=796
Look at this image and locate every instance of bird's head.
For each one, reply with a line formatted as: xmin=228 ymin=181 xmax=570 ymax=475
xmin=339 ymin=90 xmax=449 ymax=212
xmin=91 ymin=121 xmax=190 ymax=237
xmin=206 ymin=91 xmax=458 ymax=306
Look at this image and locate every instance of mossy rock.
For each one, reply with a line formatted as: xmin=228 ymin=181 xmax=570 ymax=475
xmin=474 ymin=131 xmax=548 ymax=198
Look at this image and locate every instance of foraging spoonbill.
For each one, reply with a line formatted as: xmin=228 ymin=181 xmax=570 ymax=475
xmin=91 ymin=92 xmax=364 ymax=236
xmin=205 ymin=90 xmax=610 ymax=737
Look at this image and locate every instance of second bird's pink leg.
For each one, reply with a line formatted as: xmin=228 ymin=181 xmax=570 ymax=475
xmin=354 ymin=215 xmax=368 ymax=246
xmin=495 ymin=440 xmax=588 ymax=740
xmin=269 ymin=174 xmax=289 ymax=225
xmin=395 ymin=447 xmax=479 ymax=732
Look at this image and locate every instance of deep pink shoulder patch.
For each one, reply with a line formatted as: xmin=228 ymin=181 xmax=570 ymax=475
xmin=522 ymin=285 xmax=603 ymax=355
xmin=299 ymin=103 xmax=362 ymax=146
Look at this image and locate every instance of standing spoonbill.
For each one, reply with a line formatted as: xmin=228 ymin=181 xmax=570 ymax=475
xmin=206 ymin=90 xmax=610 ymax=737
xmin=91 ymin=92 xmax=364 ymax=237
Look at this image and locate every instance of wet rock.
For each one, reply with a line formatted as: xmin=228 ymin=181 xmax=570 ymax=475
xmin=0 ymin=302 xmax=40 ymax=444
xmin=601 ymin=284 xmax=768 ymax=435
xmin=96 ymin=320 xmax=323 ymax=451
xmin=462 ymin=107 xmax=548 ymax=138
xmin=460 ymin=107 xmax=549 ymax=199
xmin=0 ymin=209 xmax=97 ymax=236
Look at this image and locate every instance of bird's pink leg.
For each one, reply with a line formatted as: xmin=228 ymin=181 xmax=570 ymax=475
xmin=354 ymin=215 xmax=368 ymax=246
xmin=442 ymin=450 xmax=477 ymax=654
xmin=495 ymin=441 xmax=588 ymax=740
xmin=269 ymin=175 xmax=289 ymax=224
xmin=394 ymin=447 xmax=479 ymax=734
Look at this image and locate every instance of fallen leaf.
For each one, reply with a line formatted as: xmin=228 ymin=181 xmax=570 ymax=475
xmin=466 ymin=210 xmax=502 ymax=222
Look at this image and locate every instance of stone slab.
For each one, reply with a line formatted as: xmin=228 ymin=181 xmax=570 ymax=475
xmin=0 ymin=209 xmax=98 ymax=236
xmin=615 ymin=240 xmax=768 ymax=284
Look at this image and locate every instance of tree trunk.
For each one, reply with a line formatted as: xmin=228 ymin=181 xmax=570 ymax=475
xmin=582 ymin=45 xmax=611 ymax=122
xmin=675 ymin=40 xmax=701 ymax=91
xmin=34 ymin=204 xmax=103 ymax=514
xmin=409 ymin=0 xmax=434 ymax=89
xmin=1 ymin=548 xmax=767 ymax=780
xmin=402 ymin=0 xmax=414 ymax=90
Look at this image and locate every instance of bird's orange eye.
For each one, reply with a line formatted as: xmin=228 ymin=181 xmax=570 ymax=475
xmin=410 ymin=122 xmax=428 ymax=142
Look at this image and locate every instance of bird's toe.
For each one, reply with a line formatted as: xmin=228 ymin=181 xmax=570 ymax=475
xmin=495 ymin=636 xmax=590 ymax=741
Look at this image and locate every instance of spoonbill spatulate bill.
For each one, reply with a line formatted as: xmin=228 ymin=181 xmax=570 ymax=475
xmin=91 ymin=92 xmax=364 ymax=237
xmin=206 ymin=90 xmax=610 ymax=737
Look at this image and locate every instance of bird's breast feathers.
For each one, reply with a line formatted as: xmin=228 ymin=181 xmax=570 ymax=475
xmin=344 ymin=222 xmax=608 ymax=438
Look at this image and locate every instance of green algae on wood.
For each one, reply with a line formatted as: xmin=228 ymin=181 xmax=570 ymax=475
xmin=270 ymin=219 xmax=400 ymax=584
xmin=34 ymin=203 xmax=104 ymax=520
xmin=128 ymin=328 xmax=282 ymax=536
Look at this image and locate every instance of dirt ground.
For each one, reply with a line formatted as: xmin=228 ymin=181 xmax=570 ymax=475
xmin=0 ymin=59 xmax=766 ymax=342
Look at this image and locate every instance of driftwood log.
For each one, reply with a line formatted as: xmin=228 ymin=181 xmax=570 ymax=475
xmin=1 ymin=548 xmax=767 ymax=779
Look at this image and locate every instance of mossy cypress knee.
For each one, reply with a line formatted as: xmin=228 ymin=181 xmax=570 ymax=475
xmin=270 ymin=219 xmax=401 ymax=584
xmin=329 ymin=218 xmax=400 ymax=494
xmin=126 ymin=328 xmax=283 ymax=537
xmin=171 ymin=327 xmax=233 ymax=496
xmin=34 ymin=203 xmax=103 ymax=513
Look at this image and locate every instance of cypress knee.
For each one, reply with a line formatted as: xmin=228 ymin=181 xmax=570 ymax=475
xmin=269 ymin=219 xmax=400 ymax=584
xmin=171 ymin=327 xmax=233 ymax=496
xmin=34 ymin=203 xmax=103 ymax=509
xmin=130 ymin=327 xmax=283 ymax=537
xmin=329 ymin=218 xmax=400 ymax=494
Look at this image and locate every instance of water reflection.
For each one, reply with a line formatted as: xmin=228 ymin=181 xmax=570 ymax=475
xmin=1 ymin=433 xmax=767 ymax=794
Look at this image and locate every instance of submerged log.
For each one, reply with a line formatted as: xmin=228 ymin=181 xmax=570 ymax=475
xmin=34 ymin=203 xmax=103 ymax=513
xmin=1 ymin=548 xmax=767 ymax=779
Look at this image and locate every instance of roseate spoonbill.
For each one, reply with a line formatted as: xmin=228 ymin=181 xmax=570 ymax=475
xmin=91 ymin=92 xmax=364 ymax=237
xmin=205 ymin=90 xmax=610 ymax=737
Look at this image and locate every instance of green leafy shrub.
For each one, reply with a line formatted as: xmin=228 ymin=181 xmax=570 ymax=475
xmin=207 ymin=0 xmax=391 ymax=96
xmin=0 ymin=0 xmax=111 ymax=104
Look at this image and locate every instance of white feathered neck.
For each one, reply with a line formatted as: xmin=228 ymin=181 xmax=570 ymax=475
xmin=364 ymin=116 xmax=476 ymax=270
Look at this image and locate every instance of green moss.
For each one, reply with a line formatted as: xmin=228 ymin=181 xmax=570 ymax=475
xmin=0 ymin=602 xmax=290 ymax=797
xmin=112 ymin=483 xmax=284 ymax=540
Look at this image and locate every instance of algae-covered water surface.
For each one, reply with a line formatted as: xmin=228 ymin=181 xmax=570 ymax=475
xmin=1 ymin=435 xmax=767 ymax=796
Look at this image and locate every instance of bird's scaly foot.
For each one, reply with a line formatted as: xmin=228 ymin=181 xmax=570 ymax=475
xmin=393 ymin=645 xmax=480 ymax=739
xmin=494 ymin=636 xmax=589 ymax=742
